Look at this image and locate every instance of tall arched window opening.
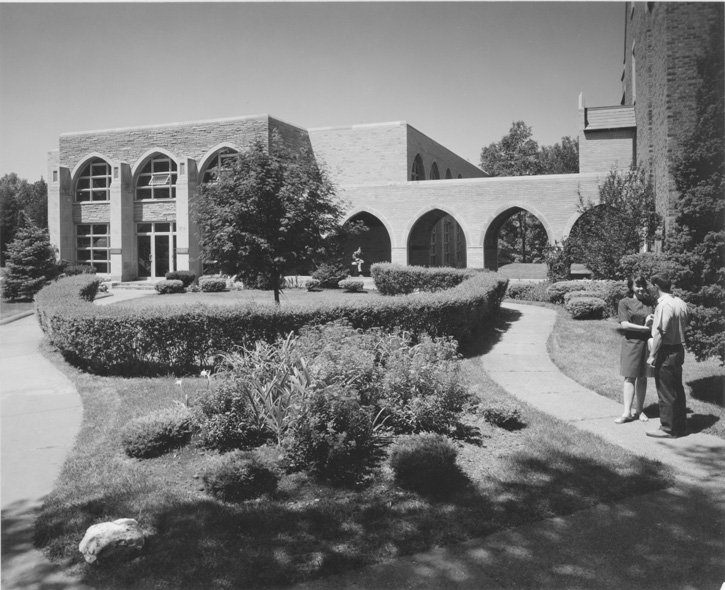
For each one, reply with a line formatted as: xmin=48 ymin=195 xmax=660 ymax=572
xmin=411 ymin=155 xmax=425 ymax=181
xmin=136 ymin=155 xmax=178 ymax=200
xmin=75 ymin=158 xmax=111 ymax=202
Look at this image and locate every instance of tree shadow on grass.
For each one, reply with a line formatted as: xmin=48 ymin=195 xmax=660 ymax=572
xmin=32 ymin=444 xmax=687 ymax=590
xmin=462 ymin=307 xmax=523 ymax=358
xmin=688 ymin=375 xmax=725 ymax=407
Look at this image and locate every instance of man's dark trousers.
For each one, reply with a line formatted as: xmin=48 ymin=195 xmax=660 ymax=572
xmin=654 ymin=344 xmax=687 ymax=434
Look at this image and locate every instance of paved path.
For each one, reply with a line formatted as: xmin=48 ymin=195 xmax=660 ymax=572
xmin=1 ymin=299 xmax=723 ymax=589
xmin=1 ymin=289 xmax=151 ymax=590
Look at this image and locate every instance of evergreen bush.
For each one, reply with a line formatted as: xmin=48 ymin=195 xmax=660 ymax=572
xmin=155 ymin=280 xmax=185 ymax=295
xmin=311 ymin=262 xmax=348 ymax=288
xmin=2 ymin=223 xmax=58 ymax=301
xmin=565 ymin=296 xmax=607 ymax=320
xmin=121 ymin=406 xmax=194 ymax=459
xmin=165 ymin=270 xmax=197 ymax=287
xmin=202 ymin=451 xmax=280 ymax=502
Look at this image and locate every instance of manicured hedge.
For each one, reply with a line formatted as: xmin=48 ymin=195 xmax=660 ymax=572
xmin=546 ymin=279 xmax=627 ymax=316
xmin=371 ymin=263 xmax=475 ymax=296
xmin=565 ymin=296 xmax=608 ymax=320
xmin=36 ymin=271 xmax=508 ymax=376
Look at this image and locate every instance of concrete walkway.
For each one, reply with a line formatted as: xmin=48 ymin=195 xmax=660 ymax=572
xmin=1 ymin=289 xmax=152 ymax=590
xmin=1 ymin=299 xmax=723 ymax=589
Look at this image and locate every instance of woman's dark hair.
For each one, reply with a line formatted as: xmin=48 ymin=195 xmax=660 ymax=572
xmin=627 ymin=274 xmax=649 ymax=297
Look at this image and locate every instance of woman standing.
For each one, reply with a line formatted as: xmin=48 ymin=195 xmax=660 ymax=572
xmin=616 ymin=275 xmax=654 ymax=424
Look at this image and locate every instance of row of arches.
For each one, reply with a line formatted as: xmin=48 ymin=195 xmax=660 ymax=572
xmin=343 ymin=205 xmax=598 ymax=271
xmin=410 ymin=154 xmax=460 ymax=181
xmin=72 ymin=144 xmax=243 ymax=202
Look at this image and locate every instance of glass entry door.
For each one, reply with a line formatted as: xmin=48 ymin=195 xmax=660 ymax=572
xmin=137 ymin=222 xmax=176 ymax=279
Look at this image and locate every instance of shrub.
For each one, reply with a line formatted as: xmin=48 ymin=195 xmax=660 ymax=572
xmin=194 ymin=379 xmax=274 ymax=452
xmin=283 ymin=386 xmax=389 ymax=486
xmin=546 ymin=280 xmax=594 ymax=304
xmin=201 ymin=451 xmax=279 ymax=502
xmin=371 ymin=263 xmax=474 ymax=296
xmin=388 ymin=433 xmax=459 ymax=497
xmin=2 ymin=223 xmax=59 ymax=301
xmin=121 ymin=406 xmax=194 ymax=459
xmin=165 ymin=270 xmax=197 ymax=287
xmin=305 ymin=278 xmax=321 ymax=291
xmin=63 ymin=264 xmax=97 ymax=276
xmin=617 ymin=253 xmax=683 ymax=283
xmin=481 ymin=402 xmax=523 ymax=430
xmin=311 ymin=263 xmax=349 ymax=288
xmin=155 ymin=280 xmax=185 ymax=295
xmin=338 ymin=279 xmax=364 ymax=292
xmin=34 ymin=271 xmax=508 ymax=376
xmin=565 ymin=296 xmax=607 ymax=319
xmin=199 ymin=278 xmax=227 ymax=292
xmin=506 ymin=281 xmax=550 ymax=302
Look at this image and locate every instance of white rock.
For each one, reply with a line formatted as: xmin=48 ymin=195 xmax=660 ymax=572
xmin=78 ymin=518 xmax=145 ymax=564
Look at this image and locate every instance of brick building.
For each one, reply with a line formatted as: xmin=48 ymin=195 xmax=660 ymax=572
xmin=620 ymin=1 xmax=724 ymax=233
xmin=47 ymin=2 xmax=720 ymax=281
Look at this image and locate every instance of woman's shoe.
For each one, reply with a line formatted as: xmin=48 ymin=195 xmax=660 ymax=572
xmin=632 ymin=412 xmax=649 ymax=422
xmin=615 ymin=415 xmax=635 ymax=424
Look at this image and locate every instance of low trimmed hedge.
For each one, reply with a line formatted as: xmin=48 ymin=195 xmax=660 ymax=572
xmin=199 ymin=278 xmax=227 ymax=292
xmin=547 ymin=279 xmax=627 ymax=316
xmin=565 ymin=296 xmax=608 ymax=319
xmin=338 ymin=279 xmax=364 ymax=292
xmin=36 ymin=270 xmax=508 ymax=376
xmin=165 ymin=270 xmax=197 ymax=287
xmin=371 ymin=263 xmax=475 ymax=296
xmin=506 ymin=281 xmax=550 ymax=302
xmin=155 ymin=280 xmax=185 ymax=295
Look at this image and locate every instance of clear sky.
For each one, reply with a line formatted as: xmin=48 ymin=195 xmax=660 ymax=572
xmin=0 ymin=1 xmax=625 ymax=181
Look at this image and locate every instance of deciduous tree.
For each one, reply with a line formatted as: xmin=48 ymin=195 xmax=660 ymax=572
xmin=196 ymin=134 xmax=346 ymax=304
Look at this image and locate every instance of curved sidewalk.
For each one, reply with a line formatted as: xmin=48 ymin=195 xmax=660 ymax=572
xmin=1 ymin=289 xmax=152 ymax=590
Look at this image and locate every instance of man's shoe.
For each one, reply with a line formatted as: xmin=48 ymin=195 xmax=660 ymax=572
xmin=646 ymin=429 xmax=678 ymax=439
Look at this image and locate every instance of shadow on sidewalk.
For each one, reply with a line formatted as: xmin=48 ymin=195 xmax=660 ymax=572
xmin=463 ymin=307 xmax=522 ymax=359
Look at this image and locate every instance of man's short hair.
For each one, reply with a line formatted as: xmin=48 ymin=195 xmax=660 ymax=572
xmin=651 ymin=272 xmax=672 ymax=292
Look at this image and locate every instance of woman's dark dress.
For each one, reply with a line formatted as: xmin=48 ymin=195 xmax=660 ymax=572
xmin=618 ymin=297 xmax=653 ymax=378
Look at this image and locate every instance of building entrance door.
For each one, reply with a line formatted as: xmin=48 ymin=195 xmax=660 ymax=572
xmin=137 ymin=223 xmax=176 ymax=279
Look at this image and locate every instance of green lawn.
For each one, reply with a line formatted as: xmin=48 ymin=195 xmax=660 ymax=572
xmin=113 ymin=287 xmax=381 ymax=310
xmin=547 ymin=305 xmax=725 ymax=440
xmin=35 ymin=311 xmax=672 ymax=589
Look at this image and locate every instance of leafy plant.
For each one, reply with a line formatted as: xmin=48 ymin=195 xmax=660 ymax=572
xmin=481 ymin=402 xmax=523 ymax=430
xmin=311 ymin=262 xmax=349 ymax=288
xmin=565 ymin=296 xmax=607 ymax=320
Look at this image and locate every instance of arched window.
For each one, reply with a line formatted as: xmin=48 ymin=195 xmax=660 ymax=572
xmin=411 ymin=155 xmax=425 ymax=181
xmin=136 ymin=155 xmax=178 ymax=200
xmin=445 ymin=168 xmax=452 ymax=179
xmin=75 ymin=158 xmax=111 ymax=202
xmin=202 ymin=148 xmax=239 ymax=183
xmin=429 ymin=162 xmax=440 ymax=180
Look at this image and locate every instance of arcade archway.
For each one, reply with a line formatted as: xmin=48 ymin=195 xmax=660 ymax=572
xmin=408 ymin=209 xmax=466 ymax=268
xmin=483 ymin=207 xmax=550 ymax=270
xmin=343 ymin=211 xmax=391 ymax=275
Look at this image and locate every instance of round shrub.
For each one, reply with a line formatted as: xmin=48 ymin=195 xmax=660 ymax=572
xmin=155 ymin=280 xmax=185 ymax=295
xmin=338 ymin=279 xmax=364 ymax=292
xmin=121 ymin=406 xmax=194 ymax=459
xmin=506 ymin=281 xmax=550 ymax=302
xmin=165 ymin=270 xmax=197 ymax=287
xmin=546 ymin=281 xmax=594 ymax=304
xmin=311 ymin=263 xmax=348 ymax=288
xmin=202 ymin=451 xmax=279 ymax=503
xmin=565 ymin=296 xmax=607 ymax=319
xmin=481 ymin=402 xmax=523 ymax=430
xmin=305 ymin=278 xmax=321 ymax=291
xmin=563 ymin=289 xmax=604 ymax=304
xmin=388 ymin=433 xmax=459 ymax=497
xmin=199 ymin=278 xmax=227 ymax=292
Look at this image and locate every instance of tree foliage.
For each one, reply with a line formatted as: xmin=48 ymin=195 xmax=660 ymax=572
xmin=566 ymin=168 xmax=660 ymax=279
xmin=481 ymin=122 xmax=578 ymax=265
xmin=2 ymin=216 xmax=58 ymax=301
xmin=666 ymin=27 xmax=725 ymax=363
xmin=479 ymin=121 xmax=579 ymax=177
xmin=0 ymin=174 xmax=48 ymax=266
xmin=195 ymin=134 xmax=346 ymax=304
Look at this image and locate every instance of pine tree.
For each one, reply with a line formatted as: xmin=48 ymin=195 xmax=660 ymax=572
xmin=2 ymin=217 xmax=58 ymax=301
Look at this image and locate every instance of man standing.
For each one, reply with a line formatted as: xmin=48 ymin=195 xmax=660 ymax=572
xmin=647 ymin=272 xmax=690 ymax=438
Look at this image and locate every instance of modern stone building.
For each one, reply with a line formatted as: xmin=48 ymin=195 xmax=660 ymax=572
xmin=47 ymin=1 xmax=721 ymax=281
